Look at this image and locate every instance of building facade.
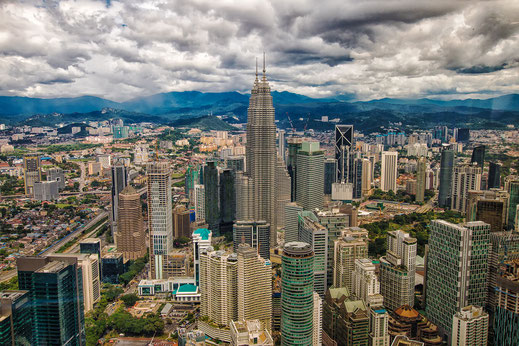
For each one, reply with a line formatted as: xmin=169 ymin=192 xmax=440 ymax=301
xmin=116 ymin=185 xmax=146 ymax=262
xmin=381 ymin=151 xmax=398 ymax=192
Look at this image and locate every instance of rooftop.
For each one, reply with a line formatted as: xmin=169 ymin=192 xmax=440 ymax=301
xmin=193 ymin=228 xmax=211 ymax=240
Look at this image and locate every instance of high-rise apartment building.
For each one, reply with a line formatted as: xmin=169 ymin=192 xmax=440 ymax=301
xmin=494 ymin=259 xmax=519 ymax=345
xmin=33 ymin=180 xmax=59 ymax=201
xmin=230 ymin=320 xmax=274 ymax=346
xmin=17 ymin=256 xmax=86 ymax=345
xmin=438 ymin=147 xmax=455 ymax=208
xmin=246 ymin=63 xmax=277 ymax=234
xmin=116 ymin=185 xmax=146 ymax=261
xmin=416 ymin=157 xmax=426 ymax=203
xmin=381 ymin=151 xmax=398 ymax=192
xmin=451 ymin=305 xmax=489 ymax=346
xmin=194 ymin=184 xmax=205 ymax=221
xmin=313 ymin=292 xmax=323 ymax=346
xmin=111 ymin=164 xmax=128 ymax=246
xmin=298 ymin=212 xmax=328 ymax=297
xmin=379 ymin=230 xmax=416 ymax=311
xmin=237 ymin=244 xmax=272 ymax=329
xmin=278 ymin=129 xmax=286 ymax=161
xmin=233 ymin=220 xmax=270 ymax=260
xmin=192 ymin=228 xmax=212 ymax=287
xmin=296 ymin=141 xmax=324 ymax=211
xmin=426 ymin=220 xmax=490 ymax=338
xmin=287 ymin=137 xmax=304 ymax=202
xmin=451 ymin=164 xmax=482 ymax=213
xmin=281 ymin=242 xmax=314 ymax=345
xmin=324 ymin=158 xmax=337 ymax=195
xmin=466 ymin=189 xmax=509 ymax=232
xmin=23 ymin=154 xmax=41 ymax=195
xmin=219 ymin=169 xmax=236 ymax=235
xmin=0 ymin=290 xmax=33 ymax=345
xmin=361 ymin=158 xmax=373 ymax=197
xmin=333 ymin=233 xmax=368 ymax=291
xmin=147 ymin=161 xmax=173 ymax=279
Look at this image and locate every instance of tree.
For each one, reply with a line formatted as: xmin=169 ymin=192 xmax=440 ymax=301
xmin=120 ymin=293 xmax=139 ymax=308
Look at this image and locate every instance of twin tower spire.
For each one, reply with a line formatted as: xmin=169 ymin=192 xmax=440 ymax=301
xmin=255 ymin=52 xmax=267 ymax=81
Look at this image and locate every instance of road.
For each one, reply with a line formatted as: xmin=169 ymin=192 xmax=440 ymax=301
xmin=415 ymin=192 xmax=438 ymax=213
xmin=39 ymin=211 xmax=108 ymax=255
xmin=78 ymin=161 xmax=86 ymax=191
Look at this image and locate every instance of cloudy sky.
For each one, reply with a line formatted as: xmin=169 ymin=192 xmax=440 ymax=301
xmin=1 ymin=0 xmax=518 ymax=101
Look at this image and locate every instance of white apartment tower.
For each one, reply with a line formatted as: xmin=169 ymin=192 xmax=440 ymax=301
xmin=381 ymin=151 xmax=398 ymax=192
xmin=451 ymin=164 xmax=482 ymax=214
xmin=194 ymin=184 xmax=205 ymax=221
xmin=313 ymin=291 xmax=323 ymax=346
xmin=452 ymin=305 xmax=489 ymax=346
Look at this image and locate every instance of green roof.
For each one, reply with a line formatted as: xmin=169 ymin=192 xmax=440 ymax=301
xmin=344 ymin=300 xmax=367 ymax=313
xmin=193 ymin=228 xmax=211 ymax=240
xmin=177 ymin=284 xmax=198 ymax=293
xmin=328 ymin=287 xmax=350 ymax=300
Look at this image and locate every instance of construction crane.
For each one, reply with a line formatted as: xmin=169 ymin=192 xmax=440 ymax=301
xmin=286 ymin=112 xmax=296 ymax=133
xmin=303 ymin=113 xmax=311 ymax=131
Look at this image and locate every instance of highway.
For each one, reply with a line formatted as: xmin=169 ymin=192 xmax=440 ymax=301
xmin=39 ymin=211 xmax=108 ymax=255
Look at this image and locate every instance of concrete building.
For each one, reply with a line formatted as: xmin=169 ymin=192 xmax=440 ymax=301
xmin=23 ymin=154 xmax=41 ymax=195
xmin=494 ymin=259 xmax=519 ymax=345
xmin=88 ymin=161 xmax=102 ymax=176
xmin=233 ymin=220 xmax=270 ymax=260
xmin=387 ymin=305 xmax=442 ymax=345
xmin=505 ymin=177 xmax=519 ymax=229
xmin=313 ymin=291 xmax=323 ymax=346
xmin=281 ymin=242 xmax=314 ymax=345
xmin=46 ymin=167 xmax=65 ymax=189
xmin=275 ymin=156 xmax=291 ymax=232
xmin=278 ymin=129 xmax=286 ymax=161
xmin=230 ymin=319 xmax=274 ymax=346
xmin=325 ymin=158 xmax=337 ymax=195
xmin=296 ymin=141 xmax=325 ymax=210
xmin=220 ymin=169 xmax=236 ymax=236
xmin=451 ymin=305 xmax=488 ymax=346
xmin=451 ymin=164 xmax=482 ymax=214
xmin=438 ymin=148 xmax=455 ymax=208
xmin=33 ymin=180 xmax=59 ymax=201
xmin=323 ymin=287 xmax=369 ymax=346
xmin=361 ymin=158 xmax=373 ymax=197
xmin=298 ymin=211 xmax=328 ymax=297
xmin=426 ymin=220 xmax=490 ymax=339
xmin=147 ymin=161 xmax=173 ymax=280
xmin=203 ymin=161 xmax=220 ymax=235
xmin=173 ymin=205 xmax=191 ymax=239
xmin=380 ymin=230 xmax=416 ymax=311
xmin=333 ymin=234 xmax=368 ymax=291
xmin=381 ymin=151 xmax=398 ymax=192
xmin=116 ymin=185 xmax=146 ymax=262
xmin=194 ymin=184 xmax=205 ymax=221
xmin=235 ymin=171 xmax=253 ymax=221
xmin=237 ymin=244 xmax=272 ymax=329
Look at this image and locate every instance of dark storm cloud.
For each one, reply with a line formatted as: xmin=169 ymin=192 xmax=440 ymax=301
xmin=0 ymin=0 xmax=517 ymax=101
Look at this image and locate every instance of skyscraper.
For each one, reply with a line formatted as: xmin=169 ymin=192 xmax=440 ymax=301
xmin=219 ymin=169 xmax=236 ymax=236
xmin=194 ymin=184 xmax=205 ymax=221
xmin=17 ymin=256 xmax=86 ymax=345
xmin=451 ymin=164 xmax=482 ymax=213
xmin=438 ymin=147 xmax=455 ymax=208
xmin=275 ymin=156 xmax=291 ymax=232
xmin=298 ymin=211 xmax=328 ymax=297
xmin=23 ymin=154 xmax=41 ymax=195
xmin=334 ymin=233 xmax=368 ymax=291
xmin=353 ymin=157 xmax=363 ymax=199
xmin=451 ymin=305 xmax=489 ymax=346
xmin=287 ymin=137 xmax=304 ymax=202
xmin=284 ymin=202 xmax=303 ymax=243
xmin=173 ymin=205 xmax=191 ymax=239
xmin=296 ymin=141 xmax=325 ymax=210
xmin=116 ymin=185 xmax=146 ymax=262
xmin=488 ymin=162 xmax=501 ymax=189
xmin=47 ymin=167 xmax=65 ymax=189
xmin=147 ymin=161 xmax=173 ymax=279
xmin=335 ymin=125 xmax=354 ymax=183
xmin=278 ymin=129 xmax=286 ymax=161
xmin=381 ymin=151 xmax=398 ymax=192
xmin=281 ymin=242 xmax=314 ymax=345
xmin=505 ymin=177 xmax=519 ymax=229
xmin=466 ymin=189 xmax=509 ymax=232
xmin=426 ymin=220 xmax=490 ymax=338
xmin=246 ymin=60 xmax=277 ymax=234
xmin=0 ymin=290 xmax=33 ymax=345
xmin=494 ymin=259 xmax=519 ymax=345
xmin=233 ymin=220 xmax=270 ymax=260
xmin=471 ymin=145 xmax=486 ymax=170
xmin=324 ymin=158 xmax=337 ymax=195
xmin=192 ymin=228 xmax=212 ymax=287
xmin=416 ymin=157 xmax=426 ymax=203
xmin=379 ymin=230 xmax=416 ymax=311
xmin=361 ymin=158 xmax=373 ymax=197
xmin=111 ymin=164 xmax=128 ymax=245
xmin=204 ymin=161 xmax=220 ymax=235
xmin=237 ymin=243 xmax=272 ymax=329
xmin=235 ymin=171 xmax=253 ymax=221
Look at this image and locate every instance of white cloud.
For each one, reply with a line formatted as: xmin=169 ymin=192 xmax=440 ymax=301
xmin=0 ymin=0 xmax=517 ymax=101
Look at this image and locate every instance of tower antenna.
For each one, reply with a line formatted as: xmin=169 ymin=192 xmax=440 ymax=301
xmin=263 ymin=52 xmax=266 ymax=75
xmin=256 ymin=57 xmax=258 ymax=78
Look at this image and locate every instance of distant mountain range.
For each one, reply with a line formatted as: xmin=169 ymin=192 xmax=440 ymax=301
xmin=1 ymin=91 xmax=518 ymax=133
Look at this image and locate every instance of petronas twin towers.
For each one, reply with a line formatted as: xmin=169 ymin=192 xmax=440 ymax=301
xmin=244 ymin=57 xmax=280 ymax=243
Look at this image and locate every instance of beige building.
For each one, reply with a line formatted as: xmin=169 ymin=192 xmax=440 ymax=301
xmin=333 ymin=235 xmax=368 ymax=291
xmin=451 ymin=305 xmax=488 ymax=346
xmin=237 ymin=244 xmax=272 ymax=329
xmin=230 ymin=319 xmax=274 ymax=346
xmin=116 ymin=185 xmax=146 ymax=262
